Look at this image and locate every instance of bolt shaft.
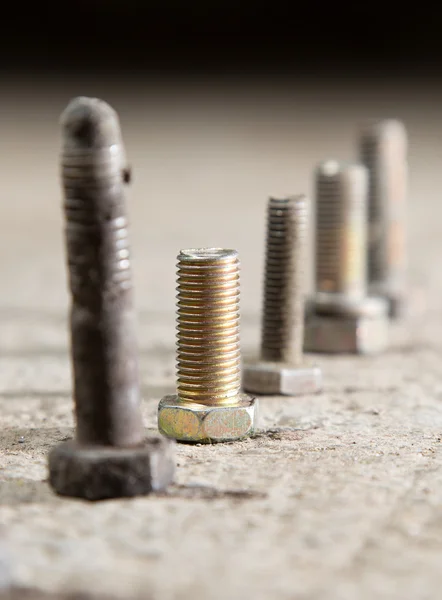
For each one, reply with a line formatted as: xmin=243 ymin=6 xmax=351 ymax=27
xmin=315 ymin=161 xmax=368 ymax=300
xmin=61 ymin=97 xmax=144 ymax=448
xmin=176 ymin=248 xmax=241 ymax=407
xmin=260 ymin=196 xmax=307 ymax=365
xmin=360 ymin=120 xmax=408 ymax=290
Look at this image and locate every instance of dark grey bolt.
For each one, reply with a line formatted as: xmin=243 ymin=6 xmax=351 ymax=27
xmin=48 ymin=97 xmax=175 ymax=500
xmin=62 ymin=96 xmax=142 ymax=447
xmin=242 ymin=196 xmax=322 ymax=396
xmin=261 ymin=196 xmax=307 ymax=364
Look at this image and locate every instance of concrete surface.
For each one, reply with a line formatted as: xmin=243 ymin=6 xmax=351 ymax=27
xmin=0 ymin=77 xmax=442 ymax=599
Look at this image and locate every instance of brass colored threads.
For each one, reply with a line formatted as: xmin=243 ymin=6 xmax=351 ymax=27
xmin=176 ymin=248 xmax=241 ymax=406
xmin=260 ymin=196 xmax=308 ymax=365
xmin=315 ymin=161 xmax=368 ymax=300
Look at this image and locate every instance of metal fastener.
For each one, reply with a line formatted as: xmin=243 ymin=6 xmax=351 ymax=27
xmin=158 ymin=248 xmax=257 ymax=443
xmin=359 ymin=119 xmax=408 ymax=318
xmin=242 ymin=196 xmax=322 ymax=395
xmin=48 ymin=96 xmax=175 ymax=500
xmin=304 ymin=160 xmax=389 ymax=354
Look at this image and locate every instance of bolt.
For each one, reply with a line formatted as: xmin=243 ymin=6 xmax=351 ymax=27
xmin=48 ymin=96 xmax=175 ymax=500
xmin=359 ymin=119 xmax=408 ymax=318
xmin=304 ymin=160 xmax=389 ymax=354
xmin=242 ymin=196 xmax=322 ymax=395
xmin=158 ymin=248 xmax=257 ymax=443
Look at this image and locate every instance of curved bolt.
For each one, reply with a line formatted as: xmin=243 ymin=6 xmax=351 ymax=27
xmin=48 ymin=97 xmax=175 ymax=500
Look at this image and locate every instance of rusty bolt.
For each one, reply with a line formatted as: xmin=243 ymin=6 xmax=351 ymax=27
xmin=48 ymin=96 xmax=175 ymax=500
xmin=359 ymin=119 xmax=408 ymax=318
xmin=242 ymin=196 xmax=322 ymax=395
xmin=304 ymin=160 xmax=389 ymax=354
xmin=158 ymin=248 xmax=258 ymax=443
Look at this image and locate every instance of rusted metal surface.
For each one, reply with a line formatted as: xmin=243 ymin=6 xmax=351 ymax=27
xmin=49 ymin=97 xmax=175 ymax=499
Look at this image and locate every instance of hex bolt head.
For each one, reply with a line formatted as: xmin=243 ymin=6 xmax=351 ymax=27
xmin=158 ymin=248 xmax=258 ymax=443
xmin=242 ymin=362 xmax=322 ymax=396
xmin=49 ymin=438 xmax=175 ymax=501
xmin=304 ymin=297 xmax=389 ymax=355
xmin=48 ymin=96 xmax=175 ymax=499
xmin=158 ymin=394 xmax=257 ymax=443
xmin=242 ymin=195 xmax=322 ymax=396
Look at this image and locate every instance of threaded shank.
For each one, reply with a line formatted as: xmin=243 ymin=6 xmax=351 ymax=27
xmin=315 ymin=161 xmax=368 ymax=299
xmin=61 ymin=96 xmax=143 ymax=448
xmin=176 ymin=248 xmax=241 ymax=406
xmin=359 ymin=119 xmax=408 ymax=288
xmin=260 ymin=196 xmax=307 ymax=365
xmin=63 ymin=147 xmax=132 ymax=308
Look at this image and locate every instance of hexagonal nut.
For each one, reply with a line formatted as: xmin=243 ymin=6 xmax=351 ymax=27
xmin=242 ymin=361 xmax=322 ymax=396
xmin=158 ymin=394 xmax=257 ymax=443
xmin=304 ymin=312 xmax=389 ymax=354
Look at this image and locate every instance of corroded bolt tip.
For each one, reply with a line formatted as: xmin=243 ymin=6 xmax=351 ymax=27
xmin=158 ymin=248 xmax=257 ymax=443
xmin=48 ymin=96 xmax=175 ymax=500
xmin=359 ymin=119 xmax=408 ymax=318
xmin=304 ymin=161 xmax=389 ymax=354
xmin=242 ymin=196 xmax=322 ymax=396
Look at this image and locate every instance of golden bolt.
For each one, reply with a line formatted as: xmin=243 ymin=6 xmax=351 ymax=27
xmin=158 ymin=248 xmax=257 ymax=443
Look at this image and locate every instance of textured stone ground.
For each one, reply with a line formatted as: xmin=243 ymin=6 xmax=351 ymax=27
xmin=0 ymin=78 xmax=442 ymax=599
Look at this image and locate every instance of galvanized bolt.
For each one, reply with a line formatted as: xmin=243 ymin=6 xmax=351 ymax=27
xmin=48 ymin=96 xmax=175 ymax=500
xmin=359 ymin=119 xmax=408 ymax=318
xmin=242 ymin=196 xmax=322 ymax=395
xmin=304 ymin=160 xmax=389 ymax=354
xmin=158 ymin=248 xmax=257 ymax=443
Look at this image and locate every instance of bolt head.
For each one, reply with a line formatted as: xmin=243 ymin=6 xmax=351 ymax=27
xmin=304 ymin=298 xmax=389 ymax=354
xmin=48 ymin=437 xmax=175 ymax=501
xmin=158 ymin=394 xmax=257 ymax=443
xmin=242 ymin=362 xmax=322 ymax=396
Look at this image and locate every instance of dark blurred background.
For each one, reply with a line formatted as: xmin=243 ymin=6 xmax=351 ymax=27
xmin=0 ymin=2 xmax=440 ymax=80
xmin=0 ymin=1 xmax=438 ymax=324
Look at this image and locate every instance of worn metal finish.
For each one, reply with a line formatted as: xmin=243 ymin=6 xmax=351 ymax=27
xmin=62 ymin=96 xmax=143 ymax=447
xmin=305 ymin=161 xmax=389 ymax=354
xmin=158 ymin=394 xmax=256 ymax=443
xmin=158 ymin=248 xmax=257 ymax=443
xmin=49 ymin=438 xmax=175 ymax=501
xmin=243 ymin=196 xmax=322 ymax=396
xmin=261 ymin=196 xmax=306 ymax=364
xmin=49 ymin=96 xmax=175 ymax=499
xmin=360 ymin=119 xmax=408 ymax=317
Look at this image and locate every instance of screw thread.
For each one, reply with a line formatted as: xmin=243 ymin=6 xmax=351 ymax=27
xmin=61 ymin=96 xmax=143 ymax=448
xmin=260 ymin=196 xmax=307 ymax=365
xmin=359 ymin=119 xmax=408 ymax=288
xmin=315 ymin=161 xmax=368 ymax=300
xmin=63 ymin=148 xmax=132 ymax=307
xmin=176 ymin=248 xmax=241 ymax=406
